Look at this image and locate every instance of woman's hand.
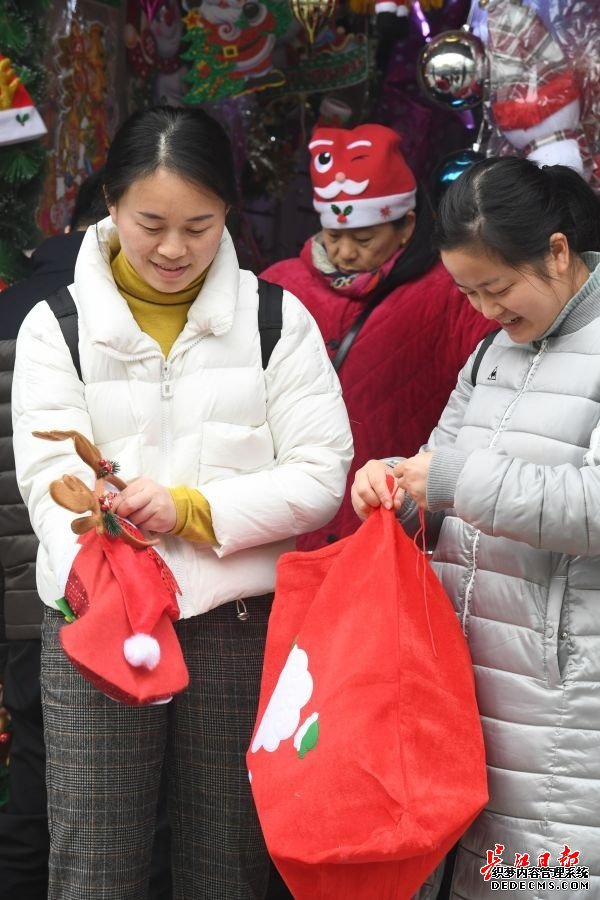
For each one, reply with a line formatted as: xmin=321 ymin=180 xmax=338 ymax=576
xmin=394 ymin=451 xmax=434 ymax=509
xmin=351 ymin=459 xmax=405 ymax=520
xmin=110 ymin=478 xmax=177 ymax=533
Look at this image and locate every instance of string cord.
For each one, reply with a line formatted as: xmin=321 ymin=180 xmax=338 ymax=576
xmin=412 ymin=507 xmax=438 ymax=658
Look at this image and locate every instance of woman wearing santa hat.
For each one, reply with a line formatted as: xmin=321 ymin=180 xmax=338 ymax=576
xmin=262 ymin=123 xmax=494 ymax=550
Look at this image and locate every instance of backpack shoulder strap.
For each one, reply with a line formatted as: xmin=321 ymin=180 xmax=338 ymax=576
xmin=44 ymin=285 xmax=82 ymax=381
xmin=44 ymin=279 xmax=283 ymax=379
xmin=257 ymin=278 xmax=283 ymax=370
xmin=470 ymin=328 xmax=500 ymax=388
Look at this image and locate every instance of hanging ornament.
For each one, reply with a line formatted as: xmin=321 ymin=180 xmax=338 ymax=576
xmin=430 ymin=147 xmax=485 ymax=204
xmin=417 ymin=27 xmax=488 ymax=110
xmin=289 ymin=0 xmax=337 ymax=44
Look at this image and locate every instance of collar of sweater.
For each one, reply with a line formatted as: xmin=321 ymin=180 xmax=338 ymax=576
xmin=74 ymin=217 xmax=241 ymax=358
xmin=539 ymin=251 xmax=600 ymax=339
xmin=111 ymin=248 xmax=206 ymax=308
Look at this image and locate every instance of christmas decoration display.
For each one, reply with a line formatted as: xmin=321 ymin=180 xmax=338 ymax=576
xmin=248 ymin=479 xmax=487 ymax=898
xmin=373 ymin=0 xmax=476 ymax=181
xmin=308 ymin=123 xmax=416 ymax=229
xmin=182 ymin=0 xmax=289 ymax=103
xmin=546 ymin=0 xmax=600 ymax=193
xmin=485 ymin=0 xmax=590 ymax=177
xmin=35 ymin=430 xmax=189 ymax=706
xmin=284 ymin=26 xmax=368 ymax=95
xmin=37 ymin=2 xmax=122 ymax=235
xmin=125 ymin=0 xmax=187 ymax=106
xmin=0 ymin=0 xmax=49 ymax=285
xmin=289 ymin=0 xmax=337 ymax=43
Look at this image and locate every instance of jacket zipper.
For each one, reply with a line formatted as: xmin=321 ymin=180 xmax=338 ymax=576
xmin=159 ymin=342 xmax=206 ymax=612
xmin=460 ymin=339 xmax=549 ymax=633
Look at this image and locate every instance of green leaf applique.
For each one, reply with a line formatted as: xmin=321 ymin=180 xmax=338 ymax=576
xmin=294 ymin=713 xmax=319 ymax=759
xmin=55 ymin=595 xmax=76 ymax=623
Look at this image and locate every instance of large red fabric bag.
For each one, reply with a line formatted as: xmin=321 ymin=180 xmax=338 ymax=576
xmin=247 ymin=501 xmax=487 ymax=899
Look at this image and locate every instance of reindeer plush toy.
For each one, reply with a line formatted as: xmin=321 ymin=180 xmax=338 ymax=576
xmin=34 ymin=430 xmax=189 ymax=706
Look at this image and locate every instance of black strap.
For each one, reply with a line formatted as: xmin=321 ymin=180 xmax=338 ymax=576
xmin=45 ymin=279 xmax=284 ymax=381
xmin=331 ymin=303 xmax=375 ymax=373
xmin=257 ymin=278 xmax=283 ymax=369
xmin=470 ymin=328 xmax=500 ymax=387
xmin=331 ymin=278 xmax=394 ymax=373
xmin=44 ymin=286 xmax=82 ymax=380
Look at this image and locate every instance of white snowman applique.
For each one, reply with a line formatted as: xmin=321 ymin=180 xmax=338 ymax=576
xmin=250 ymin=644 xmax=319 ymax=762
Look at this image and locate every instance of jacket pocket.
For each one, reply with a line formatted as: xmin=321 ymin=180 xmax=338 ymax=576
xmin=200 ymin=421 xmax=275 ymax=474
xmin=544 ymin=574 xmax=566 ymax=686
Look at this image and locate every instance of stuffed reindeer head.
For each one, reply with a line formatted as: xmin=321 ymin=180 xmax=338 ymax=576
xmin=33 ymin=429 xmax=156 ymax=549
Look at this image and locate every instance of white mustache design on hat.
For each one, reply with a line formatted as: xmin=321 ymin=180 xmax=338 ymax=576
xmin=314 ymin=178 xmax=369 ymax=200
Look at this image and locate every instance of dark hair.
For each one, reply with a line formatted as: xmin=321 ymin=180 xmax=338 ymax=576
xmin=70 ymin=168 xmax=109 ymax=230
xmin=386 ymin=185 xmax=438 ymax=290
xmin=435 ymin=156 xmax=600 ymax=271
xmin=103 ymin=106 xmax=238 ymax=209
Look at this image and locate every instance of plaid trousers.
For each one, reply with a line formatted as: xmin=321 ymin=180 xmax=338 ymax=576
xmin=41 ymin=596 xmax=273 ymax=900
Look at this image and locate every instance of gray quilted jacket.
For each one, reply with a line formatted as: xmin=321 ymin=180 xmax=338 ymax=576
xmin=417 ymin=252 xmax=600 ymax=899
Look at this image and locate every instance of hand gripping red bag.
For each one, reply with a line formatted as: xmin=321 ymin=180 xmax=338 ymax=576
xmin=247 ymin=499 xmax=488 ymax=899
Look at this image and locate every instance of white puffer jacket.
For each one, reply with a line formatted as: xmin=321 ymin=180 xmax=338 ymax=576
xmin=12 ymin=220 xmax=353 ymax=618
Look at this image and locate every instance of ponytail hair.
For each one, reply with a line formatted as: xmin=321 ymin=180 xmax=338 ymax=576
xmin=395 ymin=184 xmax=438 ymax=280
xmin=435 ymin=156 xmax=600 ymax=271
xmin=382 ymin=185 xmax=438 ymax=290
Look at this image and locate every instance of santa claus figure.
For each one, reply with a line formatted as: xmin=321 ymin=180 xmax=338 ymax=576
xmin=194 ymin=0 xmax=284 ymax=91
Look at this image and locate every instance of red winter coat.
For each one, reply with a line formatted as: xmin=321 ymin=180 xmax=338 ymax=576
xmin=262 ymin=239 xmax=495 ymax=550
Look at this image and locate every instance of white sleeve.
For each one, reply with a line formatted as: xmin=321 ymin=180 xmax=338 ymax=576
xmin=12 ymin=299 xmax=96 ymax=588
xmin=200 ymin=291 xmax=354 ymax=556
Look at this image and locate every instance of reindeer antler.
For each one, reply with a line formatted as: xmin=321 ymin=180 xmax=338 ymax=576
xmin=35 ymin=430 xmax=157 ymax=550
xmin=49 ymin=474 xmax=104 ymax=536
xmin=33 ymin=430 xmax=128 ymax=491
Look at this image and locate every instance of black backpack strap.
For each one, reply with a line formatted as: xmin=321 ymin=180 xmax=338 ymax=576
xmin=257 ymin=278 xmax=283 ymax=369
xmin=332 ymin=303 xmax=375 ymax=373
xmin=470 ymin=328 xmax=500 ymax=387
xmin=44 ymin=280 xmax=282 ymax=379
xmin=44 ymin=285 xmax=82 ymax=381
xmin=332 ymin=279 xmax=391 ymax=373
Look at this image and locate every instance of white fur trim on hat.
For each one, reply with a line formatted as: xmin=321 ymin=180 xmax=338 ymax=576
xmin=314 ymin=189 xmax=416 ymax=229
xmin=0 ymin=105 xmax=47 ymax=147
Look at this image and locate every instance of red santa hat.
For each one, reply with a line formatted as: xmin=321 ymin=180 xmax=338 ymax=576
xmin=60 ymin=524 xmax=189 ymax=706
xmin=0 ymin=54 xmax=47 ymax=147
xmin=308 ymin=124 xmax=416 ymax=230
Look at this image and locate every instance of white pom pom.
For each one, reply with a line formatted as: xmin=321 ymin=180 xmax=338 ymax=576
xmin=123 ymin=633 xmax=160 ymax=670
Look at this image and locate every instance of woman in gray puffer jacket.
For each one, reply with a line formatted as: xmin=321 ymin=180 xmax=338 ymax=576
xmin=351 ymin=156 xmax=600 ymax=900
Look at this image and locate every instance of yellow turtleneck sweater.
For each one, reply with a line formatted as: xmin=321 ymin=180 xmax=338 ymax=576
xmin=111 ymin=250 xmax=216 ymax=544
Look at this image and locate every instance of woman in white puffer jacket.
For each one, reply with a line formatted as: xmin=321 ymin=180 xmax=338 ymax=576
xmin=12 ymin=106 xmax=352 ymax=900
